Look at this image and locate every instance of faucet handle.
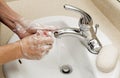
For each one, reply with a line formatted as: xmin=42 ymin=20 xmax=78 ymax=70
xmin=64 ymin=4 xmax=102 ymax=54
xmin=64 ymin=4 xmax=85 ymax=18
xmin=88 ymin=39 xmax=102 ymax=54
xmin=95 ymin=24 xmax=99 ymax=34
xmin=64 ymin=4 xmax=93 ymax=26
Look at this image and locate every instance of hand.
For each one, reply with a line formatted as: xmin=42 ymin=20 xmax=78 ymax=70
xmin=19 ymin=30 xmax=54 ymax=60
xmin=14 ymin=17 xmax=59 ymax=39
xmin=13 ymin=18 xmax=32 ymax=39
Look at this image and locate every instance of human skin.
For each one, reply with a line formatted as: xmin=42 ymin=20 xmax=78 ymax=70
xmin=0 ymin=0 xmax=31 ymax=38
xmin=0 ymin=41 xmax=22 ymax=64
xmin=0 ymin=0 xmax=53 ymax=65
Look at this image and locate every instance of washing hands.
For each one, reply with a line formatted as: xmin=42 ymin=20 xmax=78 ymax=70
xmin=0 ymin=0 xmax=59 ymax=64
xmin=19 ymin=30 xmax=54 ymax=60
xmin=13 ymin=17 xmax=58 ymax=60
xmin=13 ymin=17 xmax=57 ymax=38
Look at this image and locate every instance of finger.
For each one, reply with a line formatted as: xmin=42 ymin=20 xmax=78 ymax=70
xmin=40 ymin=45 xmax=52 ymax=56
xmin=42 ymin=45 xmax=52 ymax=51
xmin=31 ymin=46 xmax=51 ymax=59
xmin=42 ymin=31 xmax=54 ymax=37
xmin=27 ymin=23 xmax=43 ymax=34
xmin=36 ymin=45 xmax=52 ymax=52
xmin=36 ymin=30 xmax=52 ymax=37
xmin=29 ymin=55 xmax=42 ymax=60
xmin=26 ymin=27 xmax=37 ymax=34
xmin=36 ymin=30 xmax=44 ymax=36
xmin=43 ymin=45 xmax=53 ymax=54
xmin=30 ymin=33 xmax=54 ymax=47
xmin=40 ymin=37 xmax=54 ymax=45
xmin=22 ymin=52 xmax=41 ymax=60
xmin=29 ymin=31 xmax=44 ymax=45
xmin=42 ymin=25 xmax=60 ymax=30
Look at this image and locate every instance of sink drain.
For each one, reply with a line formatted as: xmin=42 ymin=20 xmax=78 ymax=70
xmin=60 ymin=65 xmax=72 ymax=74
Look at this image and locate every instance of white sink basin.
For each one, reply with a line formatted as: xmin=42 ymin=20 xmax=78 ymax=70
xmin=3 ymin=16 xmax=120 ymax=78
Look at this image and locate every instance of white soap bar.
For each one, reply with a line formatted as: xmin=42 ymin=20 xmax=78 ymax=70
xmin=96 ymin=45 xmax=119 ymax=73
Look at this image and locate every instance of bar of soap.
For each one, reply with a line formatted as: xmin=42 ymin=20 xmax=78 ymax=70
xmin=96 ymin=45 xmax=119 ymax=73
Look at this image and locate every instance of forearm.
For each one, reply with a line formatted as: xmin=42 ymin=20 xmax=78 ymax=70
xmin=0 ymin=41 xmax=22 ymax=65
xmin=0 ymin=0 xmax=21 ymax=30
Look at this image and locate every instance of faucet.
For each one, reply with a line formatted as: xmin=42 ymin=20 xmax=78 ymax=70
xmin=54 ymin=4 xmax=102 ymax=54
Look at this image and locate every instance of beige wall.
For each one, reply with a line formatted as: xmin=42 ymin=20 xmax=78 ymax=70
xmin=92 ymin=0 xmax=120 ymax=31
xmin=0 ymin=24 xmax=13 ymax=45
xmin=5 ymin=0 xmax=16 ymax=2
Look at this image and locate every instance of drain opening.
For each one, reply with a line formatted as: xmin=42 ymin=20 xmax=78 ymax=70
xmin=60 ymin=65 xmax=72 ymax=74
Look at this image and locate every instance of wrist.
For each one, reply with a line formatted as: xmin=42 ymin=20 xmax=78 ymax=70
xmin=13 ymin=17 xmax=32 ymax=38
xmin=15 ymin=41 xmax=24 ymax=59
xmin=12 ymin=24 xmax=27 ymax=38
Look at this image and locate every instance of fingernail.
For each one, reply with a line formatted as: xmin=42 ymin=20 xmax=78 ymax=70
xmin=43 ymin=31 xmax=49 ymax=36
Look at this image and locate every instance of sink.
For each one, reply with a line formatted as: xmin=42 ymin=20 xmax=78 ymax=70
xmin=3 ymin=16 xmax=120 ymax=78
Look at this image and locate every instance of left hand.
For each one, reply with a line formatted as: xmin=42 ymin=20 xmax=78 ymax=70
xmin=14 ymin=17 xmax=59 ymax=39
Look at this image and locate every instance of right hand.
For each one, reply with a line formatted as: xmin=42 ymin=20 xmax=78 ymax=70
xmin=19 ymin=30 xmax=54 ymax=60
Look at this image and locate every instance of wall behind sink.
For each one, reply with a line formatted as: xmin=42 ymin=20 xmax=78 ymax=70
xmin=92 ymin=0 xmax=120 ymax=31
xmin=4 ymin=0 xmax=17 ymax=2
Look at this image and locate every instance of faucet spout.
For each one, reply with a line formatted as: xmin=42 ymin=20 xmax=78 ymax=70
xmin=54 ymin=28 xmax=101 ymax=54
xmin=54 ymin=28 xmax=86 ymax=38
xmin=60 ymin=4 xmax=103 ymax=54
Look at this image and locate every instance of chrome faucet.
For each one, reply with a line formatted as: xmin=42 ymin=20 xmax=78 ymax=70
xmin=54 ymin=4 xmax=102 ymax=54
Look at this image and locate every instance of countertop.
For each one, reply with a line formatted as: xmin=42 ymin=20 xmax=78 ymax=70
xmin=0 ymin=0 xmax=120 ymax=78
